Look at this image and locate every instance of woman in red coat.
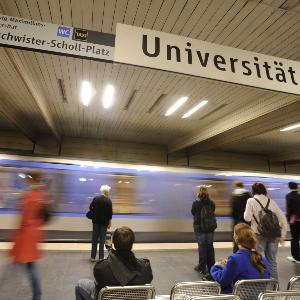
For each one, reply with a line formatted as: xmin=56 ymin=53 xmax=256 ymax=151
xmin=9 ymin=171 xmax=48 ymax=300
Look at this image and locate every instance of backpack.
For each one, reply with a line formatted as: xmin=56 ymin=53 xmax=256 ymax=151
xmin=200 ymin=202 xmax=217 ymax=233
xmin=253 ymin=197 xmax=281 ymax=238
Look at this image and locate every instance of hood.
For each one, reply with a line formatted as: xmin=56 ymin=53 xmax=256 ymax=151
xmin=108 ymin=252 xmax=139 ymax=286
xmin=233 ymin=188 xmax=248 ymax=195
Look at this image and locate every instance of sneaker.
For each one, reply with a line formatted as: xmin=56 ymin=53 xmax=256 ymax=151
xmin=90 ymin=258 xmax=96 ymax=263
xmin=286 ymin=256 xmax=300 ymax=263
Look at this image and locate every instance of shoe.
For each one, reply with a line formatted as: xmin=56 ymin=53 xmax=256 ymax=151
xmin=286 ymin=256 xmax=300 ymax=263
xmin=90 ymin=258 xmax=96 ymax=262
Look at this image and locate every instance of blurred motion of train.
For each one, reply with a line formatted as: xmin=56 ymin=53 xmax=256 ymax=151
xmin=0 ymin=154 xmax=298 ymax=242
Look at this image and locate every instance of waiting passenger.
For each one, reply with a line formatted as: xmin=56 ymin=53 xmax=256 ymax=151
xmin=230 ymin=180 xmax=251 ymax=252
xmin=75 ymin=226 xmax=153 ymax=300
xmin=191 ymin=185 xmax=217 ymax=275
xmin=286 ymin=182 xmax=300 ymax=263
xmin=88 ymin=185 xmax=113 ymax=262
xmin=211 ymin=223 xmax=270 ymax=293
xmin=244 ymin=182 xmax=287 ymax=279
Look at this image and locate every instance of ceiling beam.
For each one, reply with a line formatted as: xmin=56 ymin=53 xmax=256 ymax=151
xmin=270 ymin=151 xmax=300 ymax=163
xmin=3 ymin=48 xmax=61 ymax=142
xmin=0 ymin=97 xmax=37 ymax=142
xmin=168 ymin=99 xmax=300 ymax=154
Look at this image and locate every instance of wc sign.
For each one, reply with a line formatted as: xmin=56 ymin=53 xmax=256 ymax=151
xmin=57 ymin=26 xmax=71 ymax=38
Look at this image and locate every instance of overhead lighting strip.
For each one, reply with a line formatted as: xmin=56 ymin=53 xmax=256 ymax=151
xmin=182 ymin=100 xmax=208 ymax=119
xmin=280 ymin=123 xmax=300 ymax=132
xmin=165 ymin=96 xmax=188 ymax=116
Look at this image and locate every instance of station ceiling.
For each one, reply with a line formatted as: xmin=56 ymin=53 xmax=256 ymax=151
xmin=0 ymin=0 xmax=299 ymax=162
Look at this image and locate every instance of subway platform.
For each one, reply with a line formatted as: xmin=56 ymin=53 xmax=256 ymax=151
xmin=0 ymin=243 xmax=299 ymax=300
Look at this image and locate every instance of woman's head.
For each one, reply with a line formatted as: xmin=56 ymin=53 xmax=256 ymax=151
xmin=252 ymin=182 xmax=267 ymax=196
xmin=198 ymin=185 xmax=208 ymax=199
xmin=234 ymin=223 xmax=256 ymax=249
xmin=100 ymin=185 xmax=111 ymax=197
xmin=25 ymin=170 xmax=43 ymax=184
xmin=234 ymin=223 xmax=266 ymax=274
xmin=113 ymin=226 xmax=135 ymax=251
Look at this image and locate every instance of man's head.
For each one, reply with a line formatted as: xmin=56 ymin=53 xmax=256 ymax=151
xmin=113 ymin=226 xmax=135 ymax=251
xmin=234 ymin=180 xmax=244 ymax=188
xmin=288 ymin=182 xmax=298 ymax=190
xmin=100 ymin=185 xmax=111 ymax=197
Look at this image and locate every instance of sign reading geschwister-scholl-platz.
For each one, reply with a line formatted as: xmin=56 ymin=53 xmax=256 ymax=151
xmin=0 ymin=14 xmax=114 ymax=61
xmin=114 ymin=23 xmax=300 ymax=95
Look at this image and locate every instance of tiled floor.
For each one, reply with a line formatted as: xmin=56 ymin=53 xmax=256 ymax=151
xmin=0 ymin=247 xmax=299 ymax=300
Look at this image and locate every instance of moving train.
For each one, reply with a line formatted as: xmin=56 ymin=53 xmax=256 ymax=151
xmin=0 ymin=154 xmax=298 ymax=242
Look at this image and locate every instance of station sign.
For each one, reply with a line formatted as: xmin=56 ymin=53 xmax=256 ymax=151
xmin=115 ymin=24 xmax=300 ymax=95
xmin=0 ymin=14 xmax=114 ymax=61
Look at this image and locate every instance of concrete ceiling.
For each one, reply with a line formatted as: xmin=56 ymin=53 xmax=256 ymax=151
xmin=0 ymin=0 xmax=299 ymax=162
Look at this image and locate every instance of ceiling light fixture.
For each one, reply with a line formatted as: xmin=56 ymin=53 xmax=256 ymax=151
xmin=182 ymin=100 xmax=208 ymax=118
xmin=280 ymin=123 xmax=300 ymax=132
xmin=103 ymin=84 xmax=115 ymax=109
xmin=80 ymin=81 xmax=93 ymax=106
xmin=165 ymin=96 xmax=188 ymax=116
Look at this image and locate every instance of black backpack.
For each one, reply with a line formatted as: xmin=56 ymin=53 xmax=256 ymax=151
xmin=200 ymin=203 xmax=217 ymax=233
xmin=253 ymin=197 xmax=281 ymax=238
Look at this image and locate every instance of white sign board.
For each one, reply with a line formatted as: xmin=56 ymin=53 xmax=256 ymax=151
xmin=115 ymin=24 xmax=300 ymax=95
xmin=0 ymin=14 xmax=114 ymax=61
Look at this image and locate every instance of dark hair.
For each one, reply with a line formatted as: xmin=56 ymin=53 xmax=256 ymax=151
xmin=113 ymin=226 xmax=135 ymax=251
xmin=289 ymin=182 xmax=298 ymax=190
xmin=234 ymin=223 xmax=266 ymax=274
xmin=26 ymin=170 xmax=43 ymax=183
xmin=252 ymin=182 xmax=267 ymax=196
xmin=234 ymin=180 xmax=244 ymax=188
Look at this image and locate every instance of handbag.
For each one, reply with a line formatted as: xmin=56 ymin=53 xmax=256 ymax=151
xmin=105 ymin=229 xmax=112 ymax=250
xmin=86 ymin=210 xmax=93 ymax=220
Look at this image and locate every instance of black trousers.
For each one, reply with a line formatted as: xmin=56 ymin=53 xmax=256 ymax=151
xmin=290 ymin=221 xmax=300 ymax=261
xmin=91 ymin=224 xmax=107 ymax=259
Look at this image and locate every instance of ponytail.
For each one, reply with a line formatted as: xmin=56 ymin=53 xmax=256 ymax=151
xmin=250 ymin=250 xmax=266 ymax=274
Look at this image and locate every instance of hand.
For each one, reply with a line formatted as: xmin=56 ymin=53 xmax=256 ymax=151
xmin=108 ymin=220 xmax=111 ymax=229
xmin=215 ymin=259 xmax=227 ymax=266
xmin=279 ymin=237 xmax=285 ymax=246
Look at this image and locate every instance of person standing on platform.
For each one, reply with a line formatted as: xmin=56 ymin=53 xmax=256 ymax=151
xmin=286 ymin=182 xmax=300 ymax=263
xmin=89 ymin=185 xmax=113 ymax=262
xmin=191 ymin=186 xmax=217 ymax=276
xmin=244 ymin=182 xmax=287 ymax=279
xmin=230 ymin=181 xmax=251 ymax=252
xmin=9 ymin=171 xmax=49 ymax=300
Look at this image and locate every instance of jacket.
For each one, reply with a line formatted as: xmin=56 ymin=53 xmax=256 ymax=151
xmin=9 ymin=187 xmax=47 ymax=263
xmin=244 ymin=194 xmax=288 ymax=238
xmin=90 ymin=195 xmax=113 ymax=225
xmin=231 ymin=188 xmax=251 ymax=225
xmin=191 ymin=196 xmax=215 ymax=226
xmin=211 ymin=249 xmax=270 ymax=293
xmin=286 ymin=191 xmax=300 ymax=222
xmin=93 ymin=250 xmax=153 ymax=295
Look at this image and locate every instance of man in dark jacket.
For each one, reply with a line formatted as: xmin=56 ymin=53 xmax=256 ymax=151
xmin=230 ymin=181 xmax=251 ymax=252
xmin=286 ymin=182 xmax=300 ymax=263
xmin=89 ymin=185 xmax=113 ymax=261
xmin=76 ymin=227 xmax=153 ymax=300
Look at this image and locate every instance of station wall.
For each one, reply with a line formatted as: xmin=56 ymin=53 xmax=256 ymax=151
xmin=0 ymin=130 xmax=299 ymax=174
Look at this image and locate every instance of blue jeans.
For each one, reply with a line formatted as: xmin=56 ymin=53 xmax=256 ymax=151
xmin=26 ymin=262 xmax=42 ymax=300
xmin=75 ymin=279 xmax=96 ymax=300
xmin=91 ymin=224 xmax=107 ymax=259
xmin=257 ymin=236 xmax=278 ymax=279
xmin=193 ymin=225 xmax=215 ymax=273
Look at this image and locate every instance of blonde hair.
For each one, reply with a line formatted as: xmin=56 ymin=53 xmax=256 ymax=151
xmin=234 ymin=223 xmax=266 ymax=274
xmin=198 ymin=185 xmax=208 ymax=199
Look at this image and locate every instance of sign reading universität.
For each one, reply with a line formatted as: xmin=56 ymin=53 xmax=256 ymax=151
xmin=114 ymin=23 xmax=300 ymax=95
xmin=0 ymin=14 xmax=114 ymax=61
